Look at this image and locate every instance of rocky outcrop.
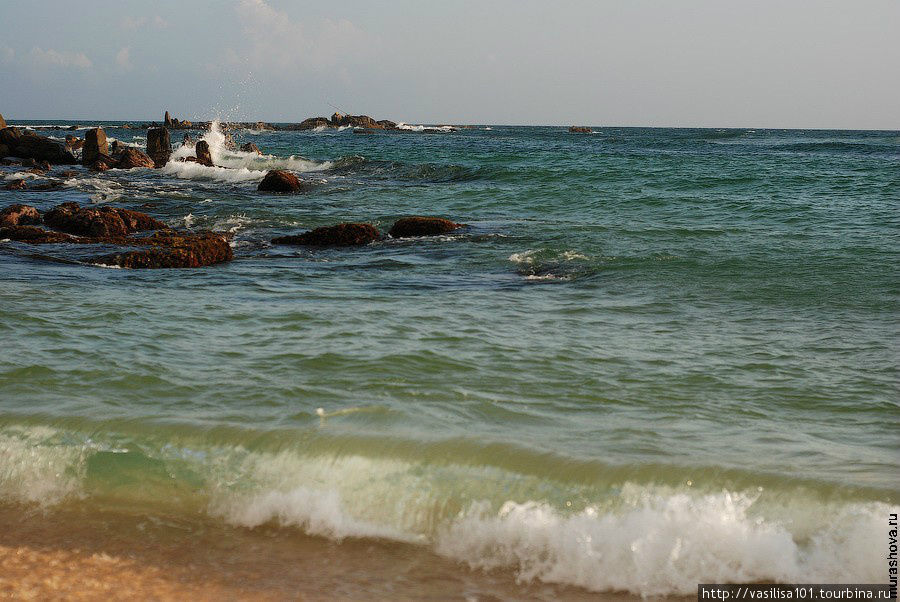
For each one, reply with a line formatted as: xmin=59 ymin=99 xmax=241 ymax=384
xmin=0 ymin=114 xmax=5 ymax=129
xmin=165 ymin=111 xmax=173 ymax=127
xmin=568 ymin=126 xmax=592 ymax=133
xmin=272 ymin=223 xmax=380 ymax=247
xmin=0 ymin=144 xmax=8 ymax=158
xmin=296 ymin=117 xmax=331 ymax=130
xmin=65 ymin=135 xmax=84 ymax=151
xmin=115 ymin=148 xmax=155 ymax=169
xmin=377 ymin=120 xmax=397 ymax=129
xmin=0 ymin=225 xmax=79 ymax=243
xmin=92 ymin=231 xmax=232 ymax=269
xmin=0 ymin=127 xmax=77 ymax=164
xmin=82 ymin=128 xmax=107 ymax=165
xmin=90 ymin=154 xmax=116 ymax=171
xmin=331 ymin=113 xmax=383 ymax=129
xmin=257 ymin=170 xmax=307 ymax=193
xmin=4 ymin=179 xmax=26 ymax=191
xmin=241 ymin=142 xmax=261 ymax=154
xmin=0 ymin=204 xmax=41 ymax=227
xmin=195 ymin=140 xmax=213 ymax=166
xmin=43 ymin=202 xmax=166 ymax=237
xmin=388 ymin=217 xmax=463 ymax=238
xmin=146 ymin=127 xmax=171 ymax=167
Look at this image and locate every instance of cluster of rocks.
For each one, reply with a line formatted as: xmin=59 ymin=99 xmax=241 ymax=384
xmin=569 ymin=126 xmax=592 ymax=133
xmin=272 ymin=217 xmax=463 ymax=247
xmin=1 ymin=120 xmax=78 ymax=165
xmin=0 ymin=202 xmax=232 ymax=268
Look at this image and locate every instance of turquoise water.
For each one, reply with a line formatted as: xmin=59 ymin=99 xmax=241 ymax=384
xmin=1 ymin=122 xmax=898 ymax=595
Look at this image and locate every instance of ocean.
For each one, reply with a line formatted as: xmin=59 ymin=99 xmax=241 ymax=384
xmin=1 ymin=121 xmax=898 ymax=599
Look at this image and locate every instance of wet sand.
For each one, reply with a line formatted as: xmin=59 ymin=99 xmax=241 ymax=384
xmin=0 ymin=503 xmax=636 ymax=601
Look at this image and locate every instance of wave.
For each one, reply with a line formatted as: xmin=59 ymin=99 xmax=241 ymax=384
xmin=396 ymin=123 xmax=457 ymax=133
xmin=164 ymin=121 xmax=331 ymax=180
xmin=773 ymin=141 xmax=898 ymax=153
xmin=509 ymin=249 xmax=594 ymax=281
xmin=698 ymin=129 xmax=752 ymax=140
xmin=1 ymin=421 xmax=894 ymax=596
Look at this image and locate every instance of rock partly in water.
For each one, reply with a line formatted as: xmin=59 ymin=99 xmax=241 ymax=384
xmin=43 ymin=202 xmax=166 ymax=238
xmin=257 ymin=170 xmax=307 ymax=193
xmin=82 ymin=127 xmax=107 ymax=166
xmin=65 ymin=135 xmax=84 ymax=151
xmin=56 ymin=170 xmax=77 ymax=179
xmin=194 ymin=140 xmax=213 ymax=166
xmin=182 ymin=134 xmax=195 ymax=146
xmin=0 ymin=114 xmax=5 ymax=129
xmin=146 ymin=127 xmax=171 ymax=167
xmin=272 ymin=223 xmax=380 ymax=247
xmin=93 ymin=231 xmax=233 ymax=269
xmin=4 ymin=179 xmax=26 ymax=191
xmin=240 ymin=142 xmax=261 ymax=154
xmin=115 ymin=148 xmax=155 ymax=169
xmin=296 ymin=117 xmax=331 ymax=130
xmin=0 ymin=225 xmax=79 ymax=244
xmin=0 ymin=127 xmax=78 ymax=164
xmin=568 ymin=126 xmax=592 ymax=133
xmin=388 ymin=217 xmax=463 ymax=238
xmin=0 ymin=204 xmax=40 ymax=227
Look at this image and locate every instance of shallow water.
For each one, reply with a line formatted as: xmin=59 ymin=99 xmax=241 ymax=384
xmin=1 ymin=121 xmax=898 ymax=597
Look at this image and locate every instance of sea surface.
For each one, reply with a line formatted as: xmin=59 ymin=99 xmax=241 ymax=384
xmin=1 ymin=121 xmax=898 ymax=598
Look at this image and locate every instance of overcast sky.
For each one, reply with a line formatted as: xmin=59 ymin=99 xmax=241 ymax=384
xmin=1 ymin=0 xmax=897 ymax=128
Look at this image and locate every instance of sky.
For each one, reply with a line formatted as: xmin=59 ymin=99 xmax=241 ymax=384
xmin=1 ymin=0 xmax=897 ymax=129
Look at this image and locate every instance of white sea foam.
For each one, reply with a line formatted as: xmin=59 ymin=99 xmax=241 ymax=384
xmin=4 ymin=171 xmax=44 ymax=181
xmin=1 ymin=426 xmax=894 ymax=597
xmin=395 ymin=122 xmax=457 ymax=133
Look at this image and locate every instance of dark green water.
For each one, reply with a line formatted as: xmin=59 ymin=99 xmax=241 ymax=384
xmin=1 ymin=122 xmax=898 ymax=595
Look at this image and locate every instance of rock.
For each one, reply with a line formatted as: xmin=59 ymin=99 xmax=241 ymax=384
xmin=4 ymin=179 xmax=26 ymax=191
xmin=30 ymin=180 xmax=65 ymax=191
xmin=0 ymin=144 xmax=8 ymax=157
xmin=56 ymin=170 xmax=77 ymax=179
xmin=146 ymin=127 xmax=171 ymax=167
xmin=114 ymin=208 xmax=169 ymax=232
xmin=90 ymin=154 xmax=116 ymax=171
xmin=115 ymin=148 xmax=155 ymax=169
xmin=0 ymin=225 xmax=78 ymax=244
xmin=195 ymin=140 xmax=213 ymax=166
xmin=0 ymin=204 xmax=40 ymax=227
xmin=43 ymin=202 xmax=168 ymax=238
xmin=272 ymin=223 xmax=380 ymax=247
xmin=257 ymin=170 xmax=307 ymax=193
xmin=109 ymin=140 xmax=123 ymax=154
xmin=68 ymin=125 xmax=78 ymax=131
xmin=182 ymin=134 xmax=194 ymax=146
xmin=297 ymin=117 xmax=331 ymax=130
xmin=331 ymin=112 xmax=345 ymax=125
xmin=568 ymin=126 xmax=592 ymax=133
xmin=240 ymin=142 xmax=261 ymax=154
xmin=180 ymin=120 xmax=192 ymax=128
xmin=23 ymin=159 xmax=51 ymax=171
xmin=164 ymin=111 xmax=173 ymax=127
xmin=353 ymin=129 xmax=376 ymax=135
xmin=65 ymin=135 xmax=84 ymax=151
xmin=93 ymin=231 xmax=233 ymax=269
xmin=388 ymin=217 xmax=462 ymax=238
xmin=377 ymin=120 xmax=397 ymax=129
xmin=44 ymin=202 xmax=129 ymax=237
xmin=0 ymin=127 xmax=77 ymax=164
xmin=26 ymin=167 xmax=46 ymax=175
xmin=82 ymin=127 xmax=108 ymax=166
xmin=0 ymin=114 xmax=5 ymax=129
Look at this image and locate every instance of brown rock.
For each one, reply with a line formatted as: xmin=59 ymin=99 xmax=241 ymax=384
xmin=568 ymin=126 xmax=592 ymax=133
xmin=0 ymin=204 xmax=41 ymax=227
xmin=376 ymin=120 xmax=397 ymax=129
xmin=240 ymin=142 xmax=261 ymax=154
xmin=257 ymin=170 xmax=308 ymax=193
xmin=195 ymin=140 xmax=213 ymax=166
xmin=164 ymin=111 xmax=173 ymax=127
xmin=90 ymin=155 xmax=116 ymax=171
xmin=0 ymin=127 xmax=77 ymax=164
xmin=29 ymin=180 xmax=65 ymax=191
xmin=115 ymin=148 xmax=155 ymax=169
xmin=296 ymin=117 xmax=331 ymax=130
xmin=331 ymin=112 xmax=345 ymax=125
xmin=0 ymin=113 xmax=5 ymax=129
xmin=4 ymin=179 xmax=26 ymax=191
xmin=272 ymin=223 xmax=380 ymax=247
xmin=0 ymin=143 xmax=9 ymax=157
xmin=0 ymin=225 xmax=78 ymax=244
xmin=56 ymin=170 xmax=77 ymax=179
xmin=82 ymin=128 xmax=108 ymax=165
xmin=65 ymin=135 xmax=84 ymax=151
xmin=147 ymin=127 xmax=171 ymax=167
xmin=115 ymin=208 xmax=168 ymax=232
xmin=93 ymin=231 xmax=233 ymax=269
xmin=182 ymin=134 xmax=194 ymax=146
xmin=44 ymin=202 xmax=129 ymax=237
xmin=388 ymin=217 xmax=463 ymax=238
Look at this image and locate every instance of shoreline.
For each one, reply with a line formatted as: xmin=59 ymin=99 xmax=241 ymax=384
xmin=0 ymin=503 xmax=628 ymax=601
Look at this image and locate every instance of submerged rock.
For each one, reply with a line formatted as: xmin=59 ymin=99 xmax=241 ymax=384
xmin=82 ymin=127 xmax=107 ymax=166
xmin=240 ymin=142 xmax=261 ymax=154
xmin=0 ymin=225 xmax=79 ymax=243
xmin=115 ymin=148 xmax=155 ymax=169
xmin=0 ymin=204 xmax=40 ymax=227
xmin=568 ymin=126 xmax=592 ymax=133
xmin=93 ymin=231 xmax=233 ymax=269
xmin=388 ymin=217 xmax=463 ymax=238
xmin=272 ymin=223 xmax=380 ymax=247
xmin=146 ymin=127 xmax=171 ymax=167
xmin=4 ymin=179 xmax=26 ymax=191
xmin=257 ymin=170 xmax=307 ymax=193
